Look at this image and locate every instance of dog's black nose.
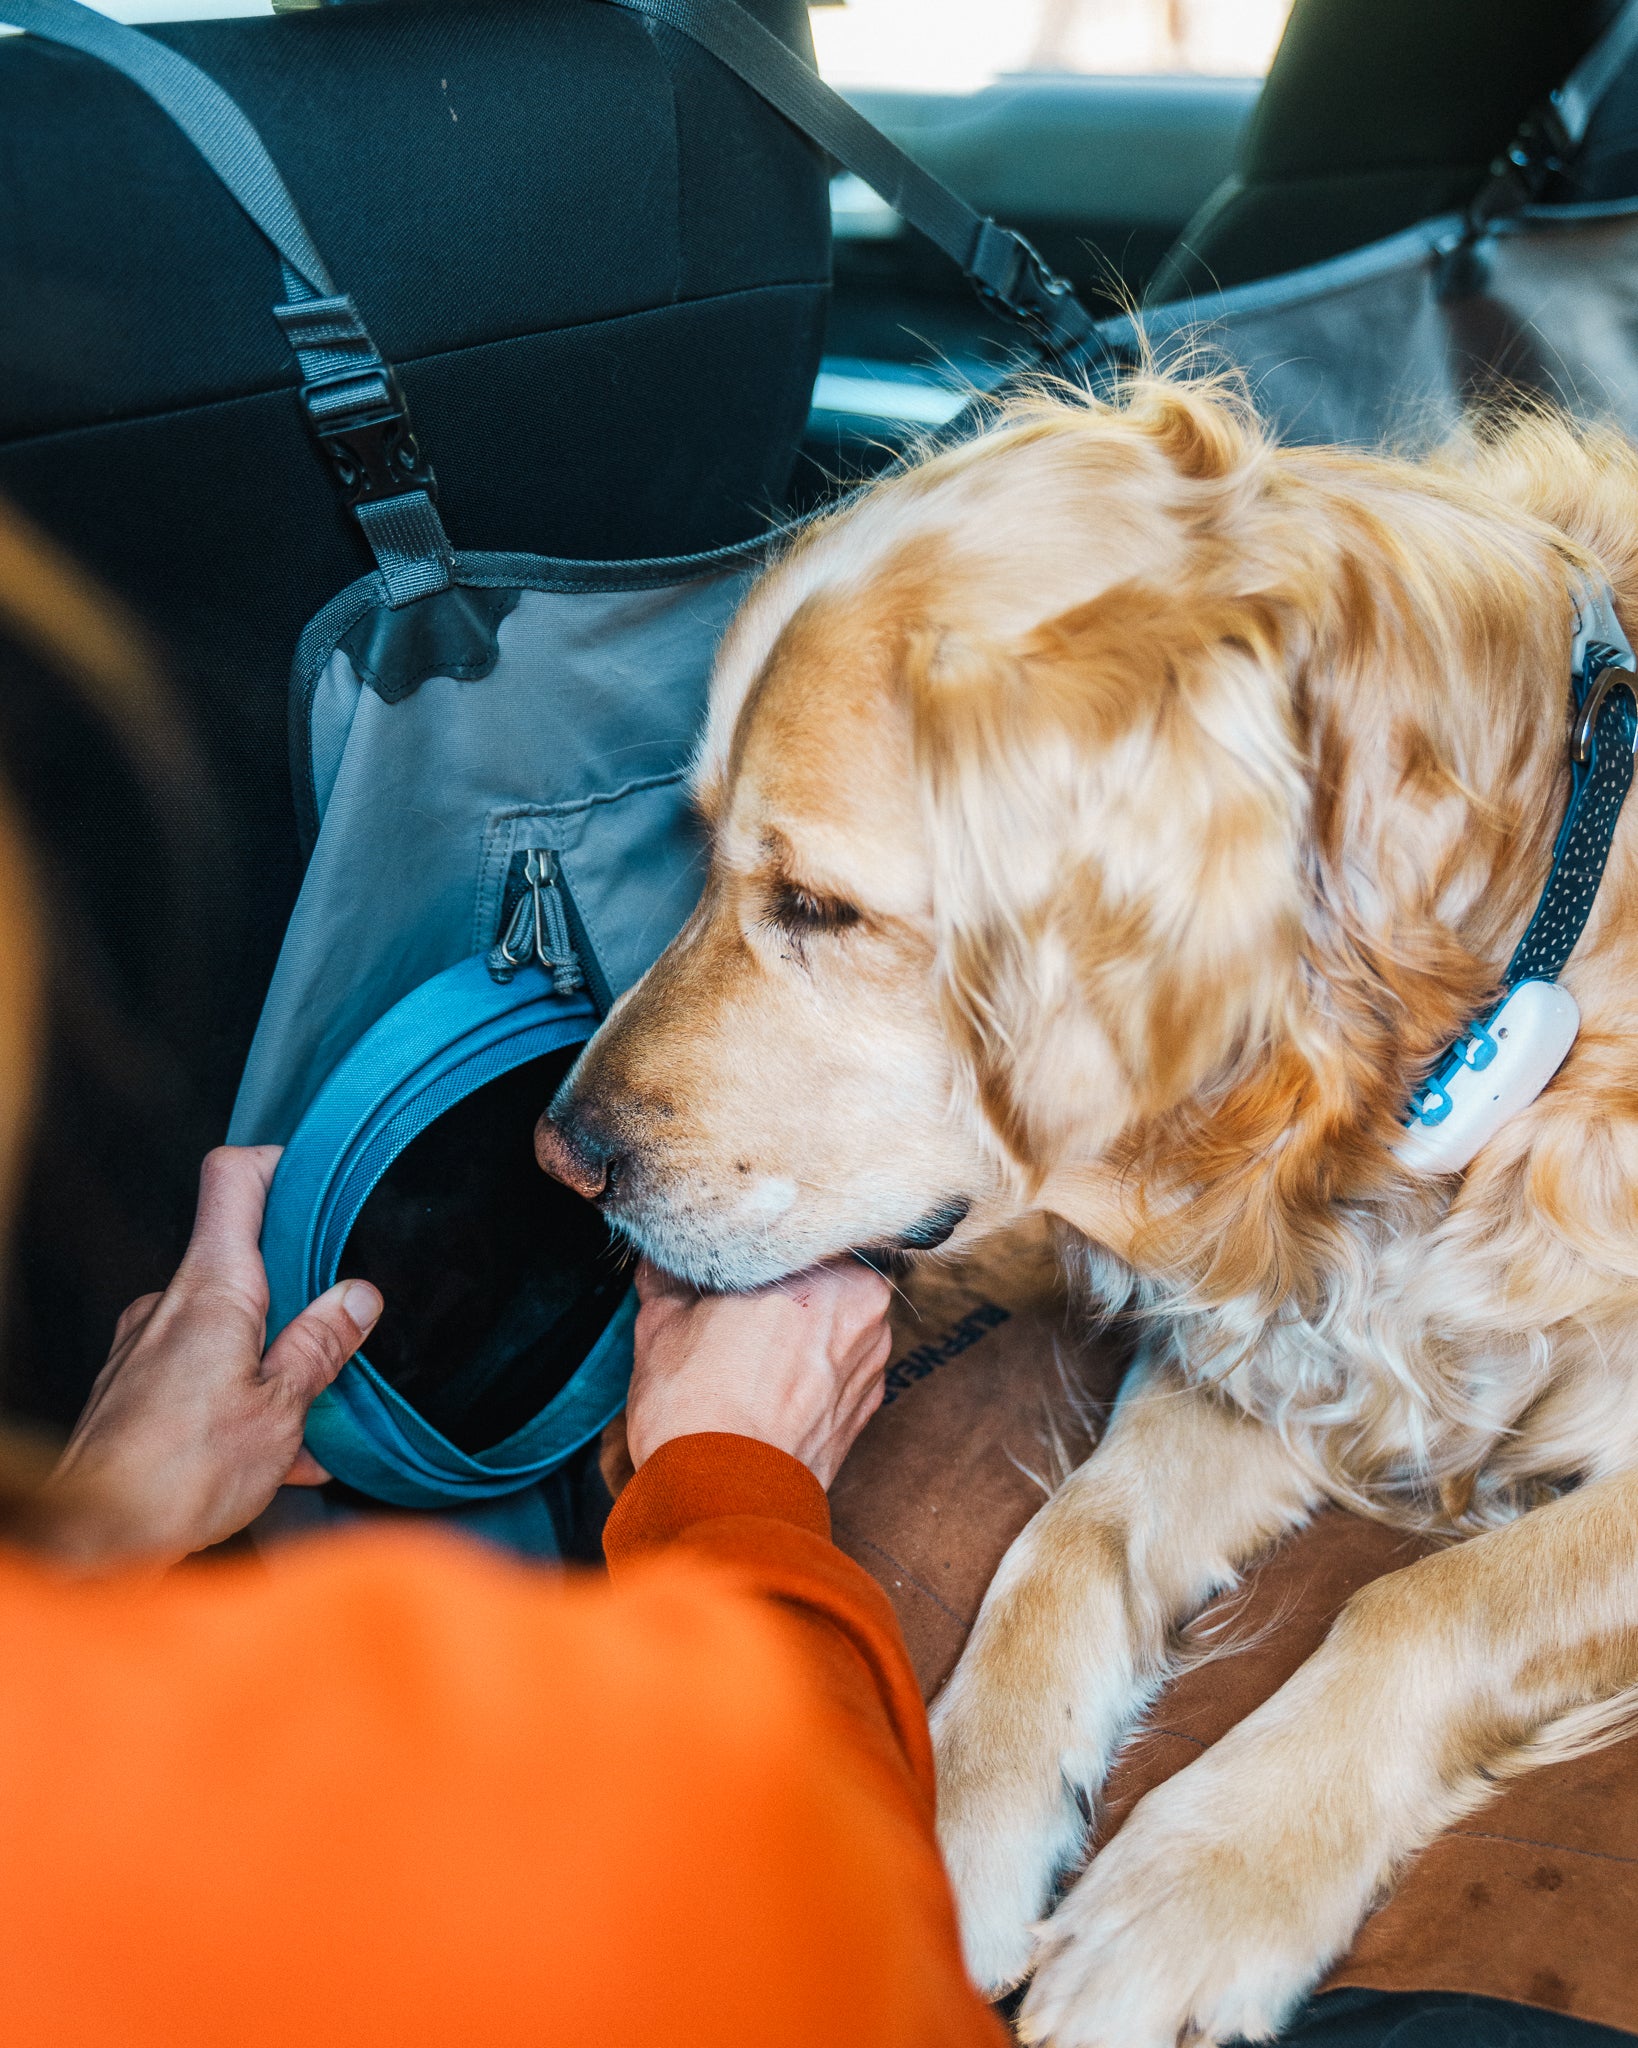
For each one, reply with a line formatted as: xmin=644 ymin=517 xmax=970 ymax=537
xmin=535 ymin=1104 xmax=623 ymax=1203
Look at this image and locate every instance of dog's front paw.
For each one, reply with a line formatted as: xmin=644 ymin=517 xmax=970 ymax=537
xmin=931 ymin=1674 xmax=1089 ymax=1995
xmin=1018 ymin=1759 xmax=1365 ymax=2048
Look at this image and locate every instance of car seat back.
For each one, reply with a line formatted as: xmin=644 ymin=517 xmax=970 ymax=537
xmin=0 ymin=0 xmax=834 ymax=1415
xmin=1148 ymin=0 xmax=1617 ymax=303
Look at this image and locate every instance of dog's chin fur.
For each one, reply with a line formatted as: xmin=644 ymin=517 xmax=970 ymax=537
xmin=553 ymin=374 xmax=1638 ymax=2042
xmin=605 ymin=1214 xmax=786 ymax=1295
xmin=604 ymin=1207 xmax=835 ymax=1294
xmin=604 ymin=1193 xmax=972 ymax=1292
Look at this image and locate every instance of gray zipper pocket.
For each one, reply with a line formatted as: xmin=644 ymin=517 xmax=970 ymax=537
xmin=486 ymin=845 xmax=612 ymax=1011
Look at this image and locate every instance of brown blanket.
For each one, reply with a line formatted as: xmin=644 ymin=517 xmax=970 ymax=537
xmin=821 ymin=1234 xmax=1638 ymax=2038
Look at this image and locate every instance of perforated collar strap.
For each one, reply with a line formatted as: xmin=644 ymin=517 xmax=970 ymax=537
xmin=1405 ymin=579 xmax=1636 ymax=1140
xmin=2 ymin=0 xmax=454 ymax=606
xmin=1503 ymin=580 xmax=1638 ymax=986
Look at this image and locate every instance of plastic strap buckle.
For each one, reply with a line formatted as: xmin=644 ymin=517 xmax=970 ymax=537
xmin=1411 ymin=1018 xmax=1497 ymax=1128
xmin=967 ymin=221 xmax=1097 ymax=359
xmin=1411 ymin=1006 xmax=1504 ymax=1122
xmin=275 ymin=292 xmax=440 ymax=509
xmin=303 ymin=376 xmax=439 ymax=509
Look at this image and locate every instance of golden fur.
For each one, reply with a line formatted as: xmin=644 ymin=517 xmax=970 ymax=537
xmin=546 ymin=379 xmax=1638 ymax=2044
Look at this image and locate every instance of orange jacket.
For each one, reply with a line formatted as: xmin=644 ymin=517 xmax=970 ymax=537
xmin=0 ymin=1431 xmax=1005 ymax=2047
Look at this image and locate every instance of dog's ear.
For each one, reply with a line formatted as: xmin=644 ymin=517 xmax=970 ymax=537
xmin=903 ymin=580 xmax=1309 ymax=1176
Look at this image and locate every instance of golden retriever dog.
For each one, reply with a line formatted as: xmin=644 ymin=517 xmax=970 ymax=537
xmin=537 ymin=377 xmax=1638 ymax=2045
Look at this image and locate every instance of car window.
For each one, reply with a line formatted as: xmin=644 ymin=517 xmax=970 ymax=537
xmin=810 ymin=0 xmax=1291 ymax=94
xmin=24 ymin=1 xmax=1292 ymax=70
xmin=24 ymin=0 xmax=271 ymax=18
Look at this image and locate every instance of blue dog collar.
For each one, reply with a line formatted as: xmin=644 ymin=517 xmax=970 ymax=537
xmin=1402 ymin=580 xmax=1637 ymax=1170
xmin=262 ymin=954 xmax=632 ymax=1508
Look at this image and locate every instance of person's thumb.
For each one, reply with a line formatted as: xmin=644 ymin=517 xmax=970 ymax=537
xmin=262 ymin=1279 xmax=383 ymax=1406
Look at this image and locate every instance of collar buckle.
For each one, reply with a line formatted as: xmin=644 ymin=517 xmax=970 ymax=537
xmin=1570 ymin=642 xmax=1637 ymax=767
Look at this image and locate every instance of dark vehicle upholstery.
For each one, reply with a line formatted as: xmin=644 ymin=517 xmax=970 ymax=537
xmin=0 ymin=0 xmax=829 ymax=1422
xmin=1148 ymin=0 xmax=1619 ymax=302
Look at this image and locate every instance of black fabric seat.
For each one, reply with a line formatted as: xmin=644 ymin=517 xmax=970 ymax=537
xmin=1147 ymin=0 xmax=1616 ymax=304
xmin=0 ymin=0 xmax=829 ymax=1422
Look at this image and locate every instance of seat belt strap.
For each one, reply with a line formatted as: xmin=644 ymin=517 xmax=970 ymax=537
xmin=606 ymin=0 xmax=1099 ymax=361
xmin=2 ymin=0 xmax=455 ymax=602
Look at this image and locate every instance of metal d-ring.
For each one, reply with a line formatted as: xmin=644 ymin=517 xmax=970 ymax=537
xmin=1570 ymin=644 xmax=1637 ymax=766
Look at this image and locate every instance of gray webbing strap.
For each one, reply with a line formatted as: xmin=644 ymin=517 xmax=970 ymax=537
xmin=3 ymin=0 xmax=333 ymax=296
xmin=354 ymin=493 xmax=457 ymax=607
xmin=1484 ymin=0 xmax=1638 ymax=208
xmin=1554 ymin=0 xmax=1638 ymax=153
xmin=12 ymin=0 xmax=1100 ymax=596
xmin=273 ymin=283 xmax=395 ymax=417
xmin=4 ymin=0 xmax=453 ymax=601
xmin=606 ymin=0 xmax=1097 ymax=359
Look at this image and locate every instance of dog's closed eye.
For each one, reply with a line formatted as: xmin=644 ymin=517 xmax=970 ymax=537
xmin=765 ymin=882 xmax=861 ymax=939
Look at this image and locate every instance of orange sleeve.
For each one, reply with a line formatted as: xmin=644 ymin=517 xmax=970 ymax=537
xmin=603 ymin=1432 xmax=938 ymax=1824
xmin=0 ymin=1460 xmax=1004 ymax=2048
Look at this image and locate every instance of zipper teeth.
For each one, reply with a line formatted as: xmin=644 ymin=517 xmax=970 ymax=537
xmin=551 ymin=862 xmax=614 ymax=1016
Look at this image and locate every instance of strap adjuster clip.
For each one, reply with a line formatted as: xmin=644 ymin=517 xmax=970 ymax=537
xmin=299 ymin=372 xmax=438 ymax=510
xmin=969 ymin=222 xmax=1096 ymax=359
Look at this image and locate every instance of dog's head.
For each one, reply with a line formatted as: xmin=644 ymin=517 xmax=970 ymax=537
xmin=539 ymin=381 xmax=1567 ymax=1292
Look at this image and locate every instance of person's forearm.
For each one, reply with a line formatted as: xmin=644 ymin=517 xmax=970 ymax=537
xmin=603 ymin=1433 xmax=938 ymax=1820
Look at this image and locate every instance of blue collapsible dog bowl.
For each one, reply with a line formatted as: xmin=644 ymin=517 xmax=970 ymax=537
xmin=262 ymin=955 xmax=634 ymax=1509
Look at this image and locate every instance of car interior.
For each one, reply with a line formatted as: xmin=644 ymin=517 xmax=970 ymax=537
xmin=808 ymin=0 xmax=1621 ymax=469
xmin=0 ymin=0 xmax=1631 ymax=1444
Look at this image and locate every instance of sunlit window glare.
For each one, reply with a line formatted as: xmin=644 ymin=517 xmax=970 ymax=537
xmin=809 ymin=0 xmax=1291 ymax=94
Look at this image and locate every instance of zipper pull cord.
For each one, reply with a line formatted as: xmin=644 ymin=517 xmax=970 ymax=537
xmin=486 ymin=849 xmax=585 ymax=994
xmin=486 ymin=885 xmax=535 ymax=983
xmin=530 ymin=851 xmax=585 ymax=997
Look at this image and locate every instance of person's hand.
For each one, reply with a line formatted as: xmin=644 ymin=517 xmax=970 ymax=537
xmin=44 ymin=1146 xmax=382 ymax=1573
xmin=626 ymin=1257 xmax=893 ymax=1487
